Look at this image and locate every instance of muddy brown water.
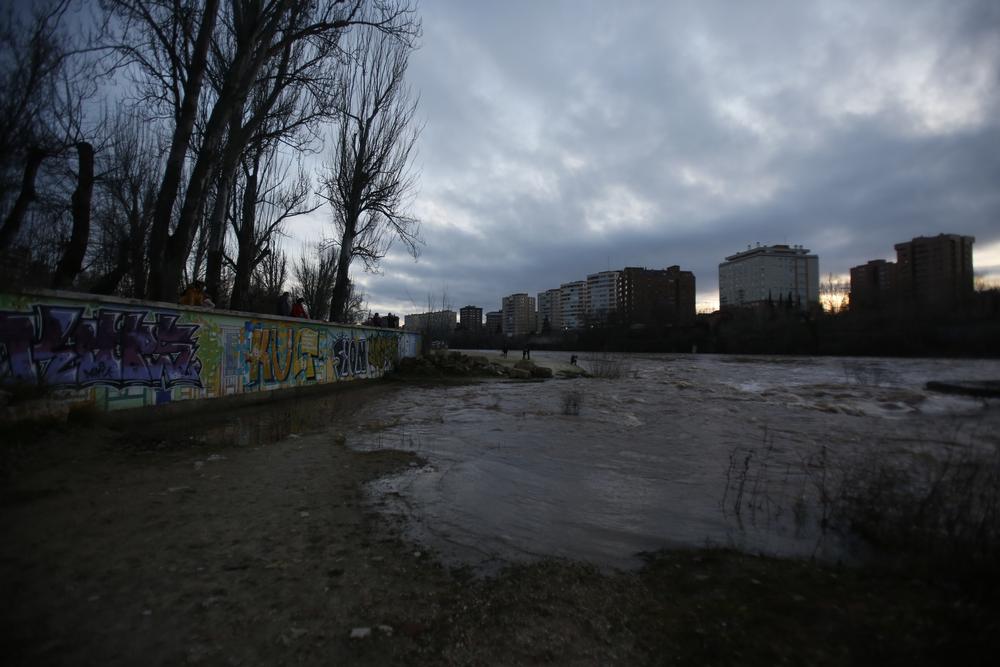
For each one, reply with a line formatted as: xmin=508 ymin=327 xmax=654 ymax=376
xmin=131 ymin=353 xmax=1000 ymax=571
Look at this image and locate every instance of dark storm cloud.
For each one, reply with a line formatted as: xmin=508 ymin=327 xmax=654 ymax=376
xmin=357 ymin=0 xmax=1000 ymax=314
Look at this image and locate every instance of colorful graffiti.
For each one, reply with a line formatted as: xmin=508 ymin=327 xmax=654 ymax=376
xmin=0 ymin=290 xmax=421 ymax=411
xmin=0 ymin=305 xmax=201 ymax=388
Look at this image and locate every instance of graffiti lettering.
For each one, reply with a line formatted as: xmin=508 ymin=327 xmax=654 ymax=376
xmin=367 ymin=334 xmax=399 ymax=372
xmin=0 ymin=305 xmax=202 ymax=389
xmin=247 ymin=326 xmax=324 ymax=385
xmin=333 ymin=336 xmax=369 ymax=378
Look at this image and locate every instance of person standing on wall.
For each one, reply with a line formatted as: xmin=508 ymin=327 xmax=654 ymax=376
xmin=179 ymin=281 xmax=207 ymax=306
xmin=277 ymin=291 xmax=292 ymax=316
xmin=291 ymin=297 xmax=309 ymax=319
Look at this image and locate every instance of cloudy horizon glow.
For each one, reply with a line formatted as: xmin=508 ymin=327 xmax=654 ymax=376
xmin=281 ymin=0 xmax=1000 ymax=316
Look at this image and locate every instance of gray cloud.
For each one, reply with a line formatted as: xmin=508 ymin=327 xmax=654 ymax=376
xmin=356 ymin=0 xmax=1000 ymax=314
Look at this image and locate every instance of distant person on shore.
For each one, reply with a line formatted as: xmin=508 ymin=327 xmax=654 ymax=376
xmin=179 ymin=280 xmax=207 ymax=306
xmin=291 ymin=297 xmax=309 ymax=318
xmin=501 ymin=343 xmax=508 ymax=358
xmin=570 ymin=354 xmax=578 ymax=366
xmin=522 ymin=344 xmax=530 ymax=360
xmin=277 ymin=291 xmax=292 ymax=316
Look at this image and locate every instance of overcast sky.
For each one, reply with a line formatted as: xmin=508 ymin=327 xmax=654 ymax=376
xmin=291 ymin=1 xmax=1000 ymax=314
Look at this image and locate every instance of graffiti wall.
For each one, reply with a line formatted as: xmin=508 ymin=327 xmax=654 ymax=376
xmin=0 ymin=289 xmax=421 ymax=411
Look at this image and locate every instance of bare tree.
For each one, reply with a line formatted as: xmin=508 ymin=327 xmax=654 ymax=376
xmin=103 ymin=0 xmax=418 ymax=301
xmin=293 ymin=242 xmax=338 ymax=320
xmin=226 ymin=140 xmax=316 ymax=310
xmin=0 ymin=0 xmax=92 ymax=255
xmin=320 ymin=26 xmax=421 ymax=322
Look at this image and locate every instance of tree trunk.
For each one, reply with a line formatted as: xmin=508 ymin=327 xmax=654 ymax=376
xmin=92 ymin=241 xmax=130 ymax=295
xmin=328 ymin=230 xmax=355 ymax=322
xmin=146 ymin=0 xmax=220 ymax=301
xmin=0 ymin=148 xmax=46 ymax=251
xmin=228 ymin=163 xmax=259 ymax=311
xmin=51 ymin=142 xmax=94 ymax=290
xmin=204 ymin=135 xmax=242 ymax=304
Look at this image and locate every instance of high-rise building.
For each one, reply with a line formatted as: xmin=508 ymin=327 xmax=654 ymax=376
xmin=459 ymin=305 xmax=483 ymax=331
xmin=559 ymin=281 xmax=588 ymax=330
xmin=618 ymin=266 xmax=696 ymax=326
xmin=485 ymin=310 xmax=503 ymax=334
xmin=536 ymin=288 xmax=561 ymax=332
xmin=501 ymin=293 xmax=536 ymax=336
xmin=849 ymin=259 xmax=897 ymax=311
xmin=586 ymin=270 xmax=620 ymax=324
xmin=718 ymin=244 xmax=818 ymax=310
xmin=894 ymin=234 xmax=974 ymax=308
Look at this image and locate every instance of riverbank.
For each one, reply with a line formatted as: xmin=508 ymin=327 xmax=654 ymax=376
xmin=2 ymin=382 xmax=997 ymax=665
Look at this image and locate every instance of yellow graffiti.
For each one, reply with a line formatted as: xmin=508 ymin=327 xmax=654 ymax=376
xmin=249 ymin=326 xmax=321 ymax=385
xmin=367 ymin=335 xmax=398 ymax=372
xmin=294 ymin=329 xmax=319 ymax=380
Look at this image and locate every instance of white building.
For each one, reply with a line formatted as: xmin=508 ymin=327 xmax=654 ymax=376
xmin=719 ymin=244 xmax=819 ymax=309
xmin=559 ymin=280 xmax=588 ymax=330
xmin=586 ymin=270 xmax=620 ymax=323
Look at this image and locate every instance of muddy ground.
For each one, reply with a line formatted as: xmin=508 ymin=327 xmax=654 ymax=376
xmin=2 ymin=380 xmax=998 ymax=666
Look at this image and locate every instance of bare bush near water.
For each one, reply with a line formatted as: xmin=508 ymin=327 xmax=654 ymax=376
xmin=583 ymin=352 xmax=630 ymax=379
xmin=723 ymin=421 xmax=1000 ymax=571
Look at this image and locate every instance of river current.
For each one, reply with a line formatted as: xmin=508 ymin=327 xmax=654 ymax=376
xmin=345 ymin=352 xmax=1000 ymax=571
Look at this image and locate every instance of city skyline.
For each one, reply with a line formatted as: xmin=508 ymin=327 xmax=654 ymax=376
xmin=281 ymin=0 xmax=1000 ymax=317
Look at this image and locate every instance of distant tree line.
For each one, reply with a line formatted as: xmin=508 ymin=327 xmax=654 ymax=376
xmin=0 ymin=0 xmax=421 ymax=323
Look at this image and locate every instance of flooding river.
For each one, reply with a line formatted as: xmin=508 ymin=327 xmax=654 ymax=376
xmin=346 ymin=352 xmax=1000 ymax=571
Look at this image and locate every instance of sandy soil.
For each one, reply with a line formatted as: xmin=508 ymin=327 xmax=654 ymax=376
xmin=2 ymin=380 xmax=998 ymax=666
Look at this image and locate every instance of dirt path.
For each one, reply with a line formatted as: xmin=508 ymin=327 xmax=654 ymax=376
xmin=2 ymin=380 xmax=997 ymax=665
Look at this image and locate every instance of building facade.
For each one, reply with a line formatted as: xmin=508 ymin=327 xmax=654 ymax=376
xmin=536 ymin=288 xmax=561 ymax=332
xmin=403 ymin=310 xmax=456 ymax=338
xmin=894 ymin=234 xmax=974 ymax=309
xmin=485 ymin=310 xmax=503 ymax=334
xmin=849 ymin=259 xmax=897 ymax=311
xmin=618 ymin=265 xmax=696 ymax=326
xmin=459 ymin=305 xmax=483 ymax=331
xmin=586 ymin=270 xmax=621 ymax=324
xmin=718 ymin=244 xmax=818 ymax=310
xmin=501 ymin=293 xmax=536 ymax=336
xmin=559 ymin=281 xmax=588 ymax=330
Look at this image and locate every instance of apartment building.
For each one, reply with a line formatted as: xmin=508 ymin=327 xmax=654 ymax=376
xmin=559 ymin=281 xmax=588 ymax=330
xmin=894 ymin=234 xmax=974 ymax=308
xmin=718 ymin=244 xmax=818 ymax=310
xmin=536 ymin=288 xmax=562 ymax=332
xmin=586 ymin=270 xmax=621 ymax=324
xmin=849 ymin=259 xmax=897 ymax=311
xmin=618 ymin=265 xmax=696 ymax=326
xmin=459 ymin=305 xmax=483 ymax=331
xmin=501 ymin=293 xmax=537 ymax=336
xmin=403 ymin=310 xmax=456 ymax=337
xmin=485 ymin=310 xmax=502 ymax=334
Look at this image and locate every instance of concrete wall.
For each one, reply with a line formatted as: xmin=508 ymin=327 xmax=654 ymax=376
xmin=0 ymin=289 xmax=420 ymax=412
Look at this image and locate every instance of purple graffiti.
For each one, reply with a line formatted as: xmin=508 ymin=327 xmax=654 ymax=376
xmin=0 ymin=305 xmax=202 ymax=389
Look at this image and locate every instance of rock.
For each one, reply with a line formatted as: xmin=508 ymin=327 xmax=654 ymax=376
xmin=514 ymin=360 xmax=536 ymax=372
xmin=376 ymin=624 xmax=394 ymax=636
xmin=509 ymin=368 xmax=532 ymax=379
xmin=530 ymin=366 xmax=553 ymax=378
xmin=349 ymin=627 xmax=372 ymax=639
xmin=469 ymin=355 xmax=490 ymax=366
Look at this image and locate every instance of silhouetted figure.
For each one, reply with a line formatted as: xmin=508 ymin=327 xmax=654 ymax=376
xmin=179 ymin=280 xmax=208 ymax=306
xmin=570 ymin=354 xmax=578 ymax=366
xmin=522 ymin=344 xmax=530 ymax=360
xmin=291 ymin=297 xmax=309 ymax=318
xmin=277 ymin=291 xmax=292 ymax=316
xmin=501 ymin=343 xmax=508 ymax=358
